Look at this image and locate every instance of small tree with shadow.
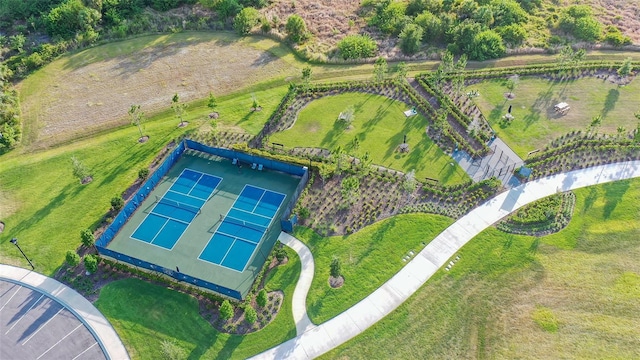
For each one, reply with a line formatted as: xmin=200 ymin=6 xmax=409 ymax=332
xmin=617 ymin=57 xmax=633 ymax=78
xmin=244 ymin=305 xmax=257 ymax=325
xmin=84 ymin=254 xmax=98 ymax=274
xmin=71 ymin=156 xmax=91 ymax=184
xmin=275 ymin=245 xmax=287 ymax=263
xmin=171 ymin=93 xmax=188 ymax=127
xmin=330 ymin=257 xmax=342 ymax=278
xmin=402 ymin=170 xmax=417 ymax=193
xmin=337 ymin=106 xmax=355 ymax=126
xmin=80 ymin=229 xmax=95 ymax=247
xmin=506 ymin=74 xmax=519 ymax=98
xmin=110 ymin=195 xmax=124 ymax=211
xmin=138 ymin=168 xmax=149 ymax=180
xmin=256 ymin=289 xmax=267 ymax=308
xmin=219 ymin=300 xmax=234 ymax=322
xmin=66 ymin=250 xmax=80 ymax=267
xmin=374 ymin=57 xmax=388 ymax=83
xmin=128 ymin=104 xmax=145 ymax=140
xmin=160 ymin=339 xmax=186 ymax=360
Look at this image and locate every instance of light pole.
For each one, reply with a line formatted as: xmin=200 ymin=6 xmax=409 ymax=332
xmin=10 ymin=238 xmax=35 ymax=270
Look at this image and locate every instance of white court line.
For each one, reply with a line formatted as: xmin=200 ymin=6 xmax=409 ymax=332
xmin=22 ymin=306 xmax=64 ymax=346
xmin=0 ymin=286 xmax=21 ymax=312
xmin=5 ymin=294 xmax=45 ymax=335
xmin=72 ymin=341 xmax=99 ymax=360
xmin=36 ymin=323 xmax=82 ymax=359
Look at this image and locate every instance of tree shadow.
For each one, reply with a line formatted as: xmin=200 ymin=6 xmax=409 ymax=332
xmin=319 ymin=119 xmax=347 ymax=148
xmin=602 ymin=179 xmax=630 ymax=219
xmin=581 ymin=186 xmax=599 ymax=214
xmin=211 ymin=335 xmax=244 ymax=360
xmin=600 ymin=88 xmax=619 ymax=119
xmin=523 ymin=84 xmax=556 ymax=130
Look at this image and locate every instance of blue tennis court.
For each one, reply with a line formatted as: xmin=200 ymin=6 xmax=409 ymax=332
xmin=199 ymin=185 xmax=286 ymax=271
xmin=131 ymin=169 xmax=222 ymax=250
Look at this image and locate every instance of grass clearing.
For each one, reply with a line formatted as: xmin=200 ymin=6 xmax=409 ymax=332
xmin=324 ymin=178 xmax=640 ymax=359
xmin=294 ymin=213 xmax=454 ymax=324
xmin=17 ymin=32 xmax=300 ymax=147
xmin=95 ymin=246 xmax=300 ymax=359
xmin=270 ymin=92 xmax=469 ymax=184
xmin=469 ymin=76 xmax=640 ymax=157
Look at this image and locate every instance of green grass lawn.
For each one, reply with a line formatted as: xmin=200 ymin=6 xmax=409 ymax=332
xmin=323 ymin=178 xmax=640 ymax=359
xmin=470 ymin=76 xmax=640 ymax=157
xmin=95 ymin=246 xmax=301 ymax=359
xmin=295 ymin=213 xmax=454 ymax=324
xmin=270 ymin=92 xmax=469 ymax=184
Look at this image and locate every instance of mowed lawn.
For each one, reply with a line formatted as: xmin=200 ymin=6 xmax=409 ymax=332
xmin=270 ymin=92 xmax=469 ymax=184
xmin=470 ymin=76 xmax=640 ymax=157
xmin=95 ymin=246 xmax=301 ymax=359
xmin=324 ymin=178 xmax=640 ymax=359
xmin=296 ymin=213 xmax=454 ymax=324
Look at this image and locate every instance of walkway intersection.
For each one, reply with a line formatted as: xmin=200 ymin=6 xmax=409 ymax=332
xmin=253 ymin=160 xmax=640 ymax=360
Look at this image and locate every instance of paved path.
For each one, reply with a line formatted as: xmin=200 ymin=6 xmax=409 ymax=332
xmin=278 ymin=232 xmax=316 ymax=336
xmin=0 ymin=265 xmax=129 ymax=360
xmin=252 ymin=160 xmax=640 ymax=360
xmin=453 ymin=137 xmax=524 ymax=187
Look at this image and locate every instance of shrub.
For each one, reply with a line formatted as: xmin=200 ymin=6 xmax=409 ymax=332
xmin=71 ymin=156 xmax=91 ymax=183
xmin=66 ymin=250 xmax=80 ymax=267
xmin=603 ymin=25 xmax=630 ymax=46
xmin=84 ymin=254 xmax=98 ymax=274
xmin=399 ymin=23 xmax=423 ymax=55
xmin=496 ymin=23 xmax=527 ymax=46
xmin=216 ymin=0 xmax=242 ymax=19
xmin=256 ymin=289 xmax=268 ymax=307
xmin=219 ymin=300 xmax=234 ymax=321
xmin=337 ymin=34 xmax=377 ymax=59
xmin=233 ymin=7 xmax=260 ymax=35
xmin=138 ymin=168 xmax=150 ymax=180
xmin=244 ymin=305 xmax=257 ymax=324
xmin=369 ymin=0 xmax=408 ymax=34
xmin=275 ymin=247 xmax=287 ymax=263
xmin=415 ymin=11 xmax=444 ymax=43
xmin=110 ymin=195 xmax=124 ymax=211
xmin=160 ymin=339 xmax=187 ymax=360
xmin=46 ymin=0 xmax=101 ymax=40
xmin=285 ymin=14 xmax=308 ymax=44
xmin=330 ymin=257 xmax=341 ymax=278
xmin=298 ymin=206 xmax=310 ymax=219
xmin=490 ymin=0 xmax=528 ymax=27
xmin=469 ymin=30 xmax=505 ymax=60
xmin=80 ymin=229 xmax=95 ymax=247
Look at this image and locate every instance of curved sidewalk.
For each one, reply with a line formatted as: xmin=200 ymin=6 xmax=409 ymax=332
xmin=0 ymin=265 xmax=130 ymax=360
xmin=252 ymin=161 xmax=640 ymax=359
xmin=278 ymin=232 xmax=316 ymax=336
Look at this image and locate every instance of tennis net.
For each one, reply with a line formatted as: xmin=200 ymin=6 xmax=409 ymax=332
xmin=157 ymin=196 xmax=201 ymax=216
xmin=224 ymin=216 xmax=266 ymax=233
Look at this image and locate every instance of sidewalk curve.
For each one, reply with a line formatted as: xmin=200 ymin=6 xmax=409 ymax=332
xmin=0 ymin=264 xmax=130 ymax=360
xmin=251 ymin=160 xmax=640 ymax=360
xmin=278 ymin=232 xmax=316 ymax=336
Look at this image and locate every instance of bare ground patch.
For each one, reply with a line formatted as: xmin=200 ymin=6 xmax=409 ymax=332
xmin=18 ymin=34 xmax=298 ymax=147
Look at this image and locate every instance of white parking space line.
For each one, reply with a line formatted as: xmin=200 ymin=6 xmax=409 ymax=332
xmin=0 ymin=286 xmax=20 ymax=312
xmin=21 ymin=307 xmax=64 ymax=346
xmin=36 ymin=323 xmax=83 ymax=360
xmin=5 ymin=294 xmax=45 ymax=335
xmin=72 ymin=342 xmax=98 ymax=360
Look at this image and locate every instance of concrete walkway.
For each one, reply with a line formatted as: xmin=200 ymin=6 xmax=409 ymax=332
xmin=278 ymin=232 xmax=316 ymax=336
xmin=0 ymin=265 xmax=130 ymax=360
xmin=453 ymin=137 xmax=524 ymax=187
xmin=252 ymin=160 xmax=640 ymax=360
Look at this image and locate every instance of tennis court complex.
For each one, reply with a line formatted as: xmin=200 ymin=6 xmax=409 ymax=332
xmin=104 ymin=149 xmax=302 ymax=299
xmin=200 ymin=185 xmax=285 ymax=271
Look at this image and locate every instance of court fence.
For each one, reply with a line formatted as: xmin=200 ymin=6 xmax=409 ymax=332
xmin=94 ymin=139 xmax=308 ymax=300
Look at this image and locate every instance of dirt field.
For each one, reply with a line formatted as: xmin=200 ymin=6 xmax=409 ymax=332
xmin=18 ymin=33 xmax=299 ymax=147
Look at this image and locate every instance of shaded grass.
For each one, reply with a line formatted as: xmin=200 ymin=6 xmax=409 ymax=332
xmin=95 ymin=246 xmax=300 ymax=359
xmin=323 ymin=178 xmax=640 ymax=359
xmin=470 ymin=76 xmax=640 ymax=157
xmin=270 ymin=92 xmax=469 ymax=184
xmin=295 ymin=213 xmax=454 ymax=324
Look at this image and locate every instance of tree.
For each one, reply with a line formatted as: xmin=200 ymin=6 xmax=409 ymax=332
xmin=275 ymin=246 xmax=287 ymax=263
xmin=257 ymin=289 xmax=268 ymax=308
xmin=234 ymin=7 xmax=260 ymax=36
xmin=219 ymin=300 xmax=234 ymax=321
xmin=332 ymin=145 xmax=347 ymax=173
xmin=617 ymin=57 xmax=633 ymax=78
xmin=489 ymin=0 xmax=527 ymax=27
xmin=301 ymin=66 xmax=312 ymax=89
xmin=318 ymin=163 xmax=334 ymax=185
xmin=402 ymin=169 xmax=417 ymax=192
xmin=84 ymin=254 xmax=98 ymax=274
xmin=415 ymin=11 xmax=444 ymax=43
xmin=452 ymin=54 xmax=467 ymax=95
xmin=128 ymin=104 xmax=145 ymax=139
xmin=374 ymin=57 xmax=388 ymax=82
xmin=285 ymin=15 xmax=308 ymax=44
xmin=46 ymin=0 xmax=101 ymax=39
xmin=337 ymin=105 xmax=355 ymax=125
xmin=558 ymin=46 xmax=586 ymax=70
xmin=574 ymin=16 xmax=602 ymax=42
xmin=395 ymin=62 xmax=408 ymax=81
xmin=216 ymin=0 xmax=242 ymax=19
xmin=588 ymin=115 xmax=602 ymax=135
xmin=66 ymin=250 xmax=80 ymax=266
xmin=171 ymin=93 xmax=187 ymax=127
xmin=110 ymin=195 xmax=124 ymax=211
xmin=399 ymin=23 xmax=423 ymax=55
xmin=244 ymin=305 xmax=257 ymax=325
xmin=330 ymin=257 xmax=341 ymax=278
xmin=469 ymin=30 xmax=505 ymax=61
xmin=337 ymin=35 xmax=377 ymax=59
xmin=506 ymin=74 xmax=519 ymax=97
xmin=138 ymin=168 xmax=150 ymax=180
xmin=80 ymin=229 xmax=95 ymax=247
xmin=71 ymin=156 xmax=91 ymax=183
xmin=496 ymin=24 xmax=527 ymax=46
xmin=370 ymin=0 xmax=408 ymax=34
